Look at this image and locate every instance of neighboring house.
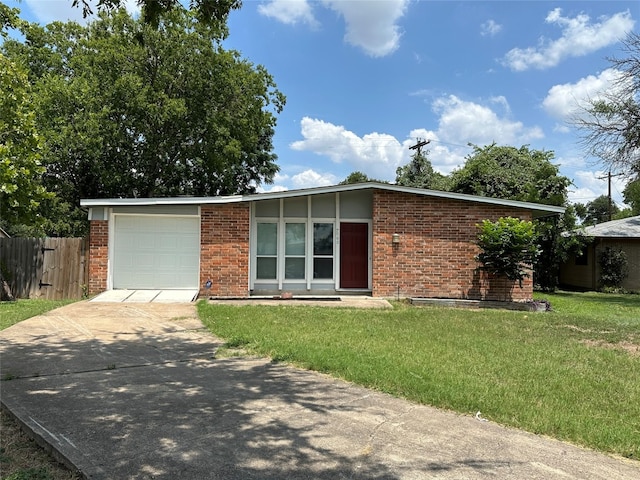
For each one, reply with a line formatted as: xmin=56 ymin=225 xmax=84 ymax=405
xmin=81 ymin=183 xmax=564 ymax=302
xmin=0 ymin=227 xmax=10 ymax=238
xmin=560 ymin=216 xmax=640 ymax=292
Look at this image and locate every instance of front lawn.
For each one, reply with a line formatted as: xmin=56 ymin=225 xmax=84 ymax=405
xmin=0 ymin=299 xmax=75 ymax=331
xmin=198 ymin=292 xmax=640 ymax=460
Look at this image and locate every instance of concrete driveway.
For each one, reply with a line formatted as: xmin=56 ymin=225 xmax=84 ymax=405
xmin=1 ymin=301 xmax=639 ymax=479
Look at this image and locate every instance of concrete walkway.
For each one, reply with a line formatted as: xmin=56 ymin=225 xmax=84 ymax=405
xmin=90 ymin=289 xmax=199 ymax=303
xmin=1 ymin=301 xmax=639 ymax=479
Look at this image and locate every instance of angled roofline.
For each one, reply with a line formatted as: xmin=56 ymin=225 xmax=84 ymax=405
xmin=80 ymin=182 xmax=565 ymax=217
xmin=568 ymin=215 xmax=640 ymax=238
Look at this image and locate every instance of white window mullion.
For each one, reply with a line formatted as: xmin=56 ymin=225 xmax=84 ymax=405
xmin=335 ymin=193 xmax=340 ymax=286
xmin=278 ymin=199 xmax=284 ymax=291
xmin=307 ymin=196 xmax=312 ymax=291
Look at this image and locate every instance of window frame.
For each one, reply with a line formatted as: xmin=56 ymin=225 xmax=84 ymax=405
xmin=255 ymin=221 xmax=278 ymax=280
xmin=284 ymin=221 xmax=307 ymax=280
xmin=312 ymin=222 xmax=335 ymax=280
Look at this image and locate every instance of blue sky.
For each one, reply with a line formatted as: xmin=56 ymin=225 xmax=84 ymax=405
xmin=6 ymin=1 xmax=639 ymax=206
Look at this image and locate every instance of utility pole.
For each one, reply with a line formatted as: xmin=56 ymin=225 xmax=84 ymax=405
xmin=597 ymin=171 xmax=624 ymax=221
xmin=409 ymin=138 xmax=430 ymax=155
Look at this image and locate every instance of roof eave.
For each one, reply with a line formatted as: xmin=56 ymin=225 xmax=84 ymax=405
xmin=80 ymin=196 xmax=244 ymax=207
xmin=80 ymin=182 xmax=565 ymax=217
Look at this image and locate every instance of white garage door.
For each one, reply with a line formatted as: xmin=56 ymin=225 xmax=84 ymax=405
xmin=113 ymin=215 xmax=200 ymax=289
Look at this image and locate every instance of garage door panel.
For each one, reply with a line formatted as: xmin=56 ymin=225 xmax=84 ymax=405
xmin=113 ymin=215 xmax=200 ymax=289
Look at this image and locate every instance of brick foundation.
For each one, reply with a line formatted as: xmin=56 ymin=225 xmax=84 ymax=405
xmin=199 ymin=203 xmax=250 ymax=298
xmin=371 ymin=191 xmax=533 ymax=301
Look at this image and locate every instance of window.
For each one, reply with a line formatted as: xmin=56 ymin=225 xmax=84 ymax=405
xmin=313 ymin=223 xmax=334 ymax=279
xmin=575 ymin=246 xmax=588 ymax=266
xmin=256 ymin=223 xmax=277 ymax=279
xmin=285 ymin=223 xmax=305 ymax=279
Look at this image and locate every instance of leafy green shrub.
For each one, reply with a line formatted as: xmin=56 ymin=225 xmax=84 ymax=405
xmin=476 ymin=217 xmax=539 ymax=287
xmin=598 ymin=246 xmax=629 ymax=289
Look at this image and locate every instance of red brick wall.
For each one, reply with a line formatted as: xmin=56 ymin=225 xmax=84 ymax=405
xmin=372 ymin=191 xmax=533 ymax=301
xmin=88 ymin=220 xmax=108 ymax=295
xmin=200 ymin=203 xmax=250 ymax=297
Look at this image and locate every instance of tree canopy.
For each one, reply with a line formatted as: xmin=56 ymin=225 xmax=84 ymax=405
xmin=395 ymin=145 xmax=447 ymax=190
xmin=448 ymin=143 xmax=570 ymax=206
xmin=0 ymin=53 xmax=51 ymax=229
xmin=339 ymin=171 xmax=374 ymax=185
xmin=72 ymin=0 xmax=241 ymax=28
xmin=2 ymin=7 xmax=284 ymax=236
xmin=575 ymin=195 xmax=620 ymax=225
xmin=623 ymin=179 xmax=640 ymax=216
xmin=339 ymin=171 xmax=387 ymax=185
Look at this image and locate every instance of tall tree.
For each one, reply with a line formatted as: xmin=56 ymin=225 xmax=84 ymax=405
xmin=575 ymin=195 xmax=619 ymax=225
xmin=623 ymin=178 xmax=640 ymax=215
xmin=3 ymin=7 xmax=284 ymax=236
xmin=0 ymin=53 xmax=51 ymax=232
xmin=395 ymin=147 xmax=447 ymax=190
xmin=573 ymin=32 xmax=640 ymax=176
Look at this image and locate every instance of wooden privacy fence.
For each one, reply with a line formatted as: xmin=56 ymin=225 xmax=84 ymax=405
xmin=0 ymin=237 xmax=88 ymax=300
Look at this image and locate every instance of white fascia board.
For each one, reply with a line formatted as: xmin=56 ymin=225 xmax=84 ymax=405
xmin=241 ymin=183 xmax=565 ymax=217
xmin=80 ymin=195 xmax=243 ymax=207
xmin=80 ymin=182 xmax=565 ymax=217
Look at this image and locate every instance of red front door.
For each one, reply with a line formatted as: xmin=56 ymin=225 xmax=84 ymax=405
xmin=340 ymin=223 xmax=368 ymax=289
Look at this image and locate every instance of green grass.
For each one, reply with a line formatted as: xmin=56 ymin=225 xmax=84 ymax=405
xmin=198 ymin=292 xmax=640 ymax=460
xmin=0 ymin=299 xmax=76 ymax=331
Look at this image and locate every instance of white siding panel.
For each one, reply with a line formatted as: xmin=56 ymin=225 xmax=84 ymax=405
xmin=113 ymin=215 xmax=199 ymax=289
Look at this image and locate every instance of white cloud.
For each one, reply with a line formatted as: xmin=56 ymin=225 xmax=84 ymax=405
xmin=24 ymin=0 xmax=140 ymax=24
xmin=432 ymin=95 xmax=544 ymax=146
xmin=568 ymin=186 xmax=601 ymax=204
xmin=290 ymin=95 xmax=546 ymax=182
xmin=480 ymin=19 xmax=502 ymax=37
xmin=502 ymin=8 xmax=635 ymax=71
xmin=258 ymin=0 xmax=318 ymax=26
xmin=568 ymin=170 xmax=625 ymax=205
xmin=256 ymin=172 xmax=293 ymax=192
xmin=555 ymin=154 xmax=586 ymax=169
xmin=489 ymin=95 xmax=511 ymax=114
xmin=290 ymin=117 xmax=406 ymax=179
xmin=401 ymin=129 xmax=463 ymax=175
xmin=24 ymin=0 xmax=88 ymax=23
xmin=322 ymin=0 xmax=409 ymax=57
xmin=569 ymin=170 xmax=609 ymax=203
xmin=291 ymin=169 xmax=338 ymax=188
xmin=553 ymin=123 xmax=571 ymax=134
xmin=257 ymin=184 xmax=289 ymax=193
xmin=259 ymin=0 xmax=409 ymax=57
xmin=543 ymin=68 xmax=625 ymax=120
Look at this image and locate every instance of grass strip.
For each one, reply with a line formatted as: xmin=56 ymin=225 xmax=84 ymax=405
xmin=0 ymin=299 xmax=75 ymax=331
